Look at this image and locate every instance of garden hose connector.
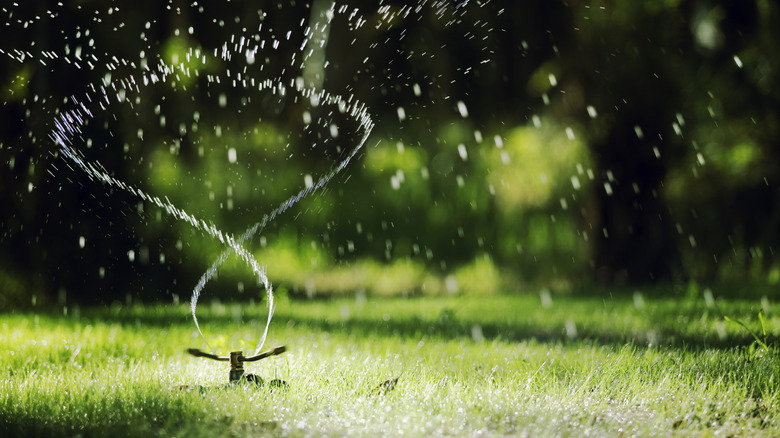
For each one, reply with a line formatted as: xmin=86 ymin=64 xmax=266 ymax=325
xmin=229 ymin=351 xmax=244 ymax=383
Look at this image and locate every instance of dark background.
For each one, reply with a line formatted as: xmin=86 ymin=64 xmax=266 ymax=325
xmin=1 ymin=0 xmax=779 ymax=308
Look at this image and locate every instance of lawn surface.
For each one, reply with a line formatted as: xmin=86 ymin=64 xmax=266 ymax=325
xmin=1 ymin=290 xmax=779 ymax=437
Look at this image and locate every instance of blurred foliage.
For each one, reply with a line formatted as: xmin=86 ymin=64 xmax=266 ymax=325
xmin=1 ymin=0 xmax=779 ymax=306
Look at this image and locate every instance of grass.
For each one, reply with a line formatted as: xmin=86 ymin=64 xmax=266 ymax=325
xmin=1 ymin=290 xmax=779 ymax=437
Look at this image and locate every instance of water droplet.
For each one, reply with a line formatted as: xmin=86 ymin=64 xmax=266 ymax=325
xmin=445 ymin=276 xmax=459 ymax=294
xmin=471 ymin=325 xmax=484 ymax=343
xmin=457 ymin=144 xmax=468 ymax=161
xmin=539 ymin=289 xmax=552 ymax=308
xmin=565 ymin=320 xmax=578 ymax=338
xmin=390 ymin=174 xmax=401 ymax=190
xmin=633 ymin=291 xmax=645 ymax=309
xmin=571 ymin=176 xmax=581 ymax=190
xmin=703 ymin=288 xmax=715 ymax=307
xmin=396 ymin=169 xmax=405 ymax=184
xmin=304 ymin=174 xmax=313 ymax=188
xmin=586 ymin=105 xmax=598 ymax=119
xmin=396 ymin=106 xmax=406 ymax=122
xmin=227 ymin=148 xmax=237 ymax=163
xmin=456 ymin=101 xmax=468 ymax=118
xmin=79 ymin=236 xmax=86 ymax=249
xmin=733 ymin=55 xmax=742 ymax=68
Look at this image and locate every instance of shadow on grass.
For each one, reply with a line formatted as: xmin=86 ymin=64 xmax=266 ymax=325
xmin=277 ymin=313 xmax=758 ymax=351
xmin=0 ymin=404 xmax=262 ymax=438
xmin=44 ymin=297 xmax=763 ymax=351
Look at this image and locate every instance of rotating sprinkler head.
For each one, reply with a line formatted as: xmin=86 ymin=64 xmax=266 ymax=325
xmin=187 ymin=345 xmax=287 ymax=384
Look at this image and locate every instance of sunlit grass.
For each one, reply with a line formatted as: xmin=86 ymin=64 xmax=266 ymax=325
xmin=1 ymin=292 xmax=778 ymax=437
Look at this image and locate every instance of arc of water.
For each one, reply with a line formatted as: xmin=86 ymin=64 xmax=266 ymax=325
xmin=13 ymin=0 xmax=490 ymax=356
xmin=50 ymin=58 xmax=375 ymax=356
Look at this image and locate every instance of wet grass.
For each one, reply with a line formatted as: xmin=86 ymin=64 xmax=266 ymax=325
xmin=1 ymin=291 xmax=779 ymax=437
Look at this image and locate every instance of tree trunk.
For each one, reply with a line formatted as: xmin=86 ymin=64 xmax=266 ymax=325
xmin=591 ymin=121 xmax=684 ymax=285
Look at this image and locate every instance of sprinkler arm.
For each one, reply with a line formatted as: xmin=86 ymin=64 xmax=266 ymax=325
xmin=186 ymin=345 xmax=287 ymax=363
xmin=242 ymin=345 xmax=287 ymax=362
xmin=186 ymin=348 xmax=229 ymax=361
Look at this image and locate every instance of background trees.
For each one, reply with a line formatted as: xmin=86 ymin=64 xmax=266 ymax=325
xmin=1 ymin=0 xmax=778 ymax=306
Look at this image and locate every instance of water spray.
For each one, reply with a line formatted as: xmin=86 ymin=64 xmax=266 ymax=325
xmin=2 ymin=0 xmax=489 ymax=385
xmin=47 ymin=33 xmax=374 ymax=364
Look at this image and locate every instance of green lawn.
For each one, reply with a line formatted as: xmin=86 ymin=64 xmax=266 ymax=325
xmin=1 ymin=291 xmax=778 ymax=437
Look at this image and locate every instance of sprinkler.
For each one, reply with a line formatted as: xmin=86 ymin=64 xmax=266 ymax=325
xmin=187 ymin=345 xmax=287 ymax=384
